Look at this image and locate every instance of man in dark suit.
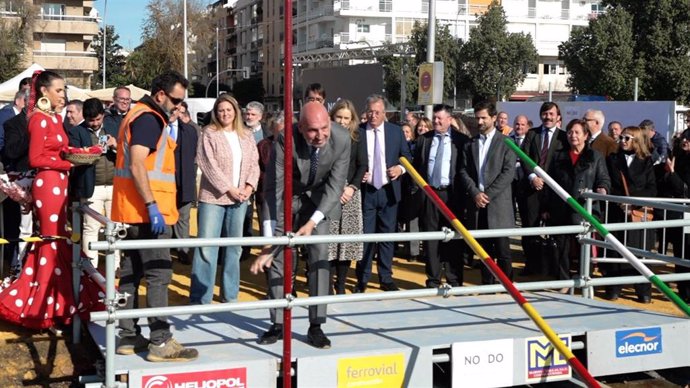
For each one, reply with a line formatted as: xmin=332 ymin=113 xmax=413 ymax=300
xmin=414 ymin=104 xmax=468 ymax=287
xmin=511 ymin=114 xmax=530 ymax=224
xmin=68 ymin=98 xmax=119 ymax=268
xmin=171 ymin=102 xmax=198 ymax=265
xmin=252 ymin=102 xmax=350 ymax=349
xmin=459 ymin=101 xmax=516 ymax=284
xmin=355 ymin=94 xmax=412 ymax=293
xmin=0 ymin=90 xmax=25 ymax=153
xmin=521 ymin=102 xmax=568 ymax=275
xmin=1 ymin=89 xmax=30 ymax=273
xmin=584 ymin=109 xmax=617 ymax=157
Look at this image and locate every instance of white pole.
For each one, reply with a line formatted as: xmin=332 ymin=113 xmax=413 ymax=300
xmin=216 ymin=25 xmax=220 ymax=97
xmin=102 ymin=0 xmax=107 ymax=89
xmin=634 ymin=77 xmax=639 ymax=101
xmin=425 ymin=0 xmax=436 ymax=120
xmin=183 ymin=0 xmax=188 ymax=97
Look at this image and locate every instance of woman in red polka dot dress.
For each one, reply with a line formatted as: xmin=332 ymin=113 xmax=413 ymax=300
xmin=0 ymin=71 xmax=104 ymax=330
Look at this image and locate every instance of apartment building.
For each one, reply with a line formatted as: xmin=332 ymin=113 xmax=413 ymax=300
xmin=1 ymin=1 xmax=100 ymax=88
xmin=218 ymin=0 xmax=603 ymax=109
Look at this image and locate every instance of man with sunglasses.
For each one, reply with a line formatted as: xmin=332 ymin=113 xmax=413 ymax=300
xmin=112 ymin=70 xmax=198 ymax=362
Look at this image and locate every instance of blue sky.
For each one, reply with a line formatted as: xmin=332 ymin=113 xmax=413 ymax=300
xmin=93 ymin=1 xmax=215 ymax=51
xmin=93 ymin=0 xmax=146 ymax=50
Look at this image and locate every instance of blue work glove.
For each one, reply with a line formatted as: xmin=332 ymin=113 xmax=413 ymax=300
xmin=146 ymin=202 xmax=166 ymax=235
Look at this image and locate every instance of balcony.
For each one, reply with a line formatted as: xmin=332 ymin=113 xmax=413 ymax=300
xmin=335 ymin=0 xmax=391 ymax=13
xmin=335 ymin=33 xmax=391 ymax=46
xmin=32 ymin=50 xmax=98 ymax=71
xmin=34 ymin=14 xmax=100 ymax=36
xmin=293 ymin=37 xmax=334 ymax=53
xmin=294 ymin=6 xmax=334 ymax=24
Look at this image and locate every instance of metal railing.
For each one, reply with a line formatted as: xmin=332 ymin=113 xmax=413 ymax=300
xmin=33 ymin=50 xmax=98 ymax=57
xmin=76 ymin=193 xmax=690 ymax=387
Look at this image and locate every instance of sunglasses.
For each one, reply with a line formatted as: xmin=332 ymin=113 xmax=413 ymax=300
xmin=619 ymin=134 xmax=634 ymax=142
xmin=165 ymin=92 xmax=184 ymax=106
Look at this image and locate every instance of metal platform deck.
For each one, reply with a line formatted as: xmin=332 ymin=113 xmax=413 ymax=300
xmin=88 ymin=292 xmax=690 ymax=387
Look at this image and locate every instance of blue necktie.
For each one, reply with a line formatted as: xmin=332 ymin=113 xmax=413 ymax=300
xmin=431 ymin=134 xmax=445 ymax=188
xmin=307 ymin=147 xmax=319 ymax=186
xmin=168 ymin=123 xmax=177 ymax=142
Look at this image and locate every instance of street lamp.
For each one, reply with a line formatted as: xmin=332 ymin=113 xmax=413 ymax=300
xmin=102 ymin=0 xmax=107 ymax=89
xmin=183 ymin=0 xmax=188 ymax=97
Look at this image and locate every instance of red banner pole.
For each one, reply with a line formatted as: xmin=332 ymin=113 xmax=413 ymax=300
xmin=282 ymin=1 xmax=294 ymax=387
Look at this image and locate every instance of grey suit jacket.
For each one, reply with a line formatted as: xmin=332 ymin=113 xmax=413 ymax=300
xmin=263 ymin=122 xmax=351 ymax=236
xmin=459 ymin=131 xmax=516 ymax=230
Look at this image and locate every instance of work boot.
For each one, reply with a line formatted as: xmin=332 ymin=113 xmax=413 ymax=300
xmin=146 ymin=338 xmax=198 ymax=362
xmin=116 ymin=334 xmax=150 ymax=355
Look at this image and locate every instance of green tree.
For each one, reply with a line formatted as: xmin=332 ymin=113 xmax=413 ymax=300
xmin=126 ymin=0 xmax=215 ymax=89
xmin=456 ymin=1 xmax=538 ymax=102
xmin=559 ymin=7 xmax=640 ymax=100
xmin=561 ymin=1 xmax=690 ymax=102
xmin=0 ymin=2 xmax=35 ymax=82
xmin=91 ymin=26 xmax=128 ymax=89
xmin=380 ymin=21 xmax=459 ymax=107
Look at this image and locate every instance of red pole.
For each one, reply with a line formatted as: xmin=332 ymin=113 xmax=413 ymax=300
xmin=282 ymin=1 xmax=294 ymax=387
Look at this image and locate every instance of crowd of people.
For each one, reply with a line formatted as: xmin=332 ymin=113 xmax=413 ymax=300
xmin=1 ymin=70 xmax=690 ymax=361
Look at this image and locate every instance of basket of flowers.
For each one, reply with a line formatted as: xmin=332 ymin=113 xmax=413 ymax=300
xmin=63 ymin=145 xmax=104 ymax=165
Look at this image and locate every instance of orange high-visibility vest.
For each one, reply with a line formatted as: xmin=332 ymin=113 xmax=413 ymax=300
xmin=111 ymin=102 xmax=178 ymax=225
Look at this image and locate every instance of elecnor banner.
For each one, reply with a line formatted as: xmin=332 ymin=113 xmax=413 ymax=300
xmin=141 ymin=367 xmax=246 ymax=388
xmin=615 ymin=327 xmax=663 ymax=358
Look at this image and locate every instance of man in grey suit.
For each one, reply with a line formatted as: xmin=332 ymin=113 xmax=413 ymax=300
xmin=251 ymin=102 xmax=351 ymax=349
xmin=459 ymin=101 xmax=516 ymax=284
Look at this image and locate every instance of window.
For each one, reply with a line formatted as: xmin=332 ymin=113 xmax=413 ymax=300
xmin=40 ymin=39 xmax=66 ymax=53
xmin=41 ymin=3 xmax=65 ymax=19
xmin=543 ymin=63 xmax=566 ymax=75
xmin=357 ymin=24 xmax=370 ymax=33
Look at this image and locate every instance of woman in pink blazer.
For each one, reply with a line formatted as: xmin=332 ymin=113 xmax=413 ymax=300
xmin=190 ymin=94 xmax=259 ymax=304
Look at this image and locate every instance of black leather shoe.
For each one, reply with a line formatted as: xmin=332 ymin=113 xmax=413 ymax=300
xmin=307 ymin=327 xmax=331 ymax=349
xmin=352 ymin=284 xmax=366 ymax=293
xmin=605 ymin=291 xmax=620 ymax=301
xmin=258 ymin=325 xmax=283 ymax=345
xmin=638 ymin=295 xmax=652 ymax=304
xmin=380 ymin=281 xmax=399 ymax=291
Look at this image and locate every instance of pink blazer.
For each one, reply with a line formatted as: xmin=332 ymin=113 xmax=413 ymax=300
xmin=196 ymin=126 xmax=260 ymax=205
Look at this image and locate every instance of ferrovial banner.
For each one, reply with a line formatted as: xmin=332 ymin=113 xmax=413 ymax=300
xmin=337 ymin=353 xmax=405 ymax=388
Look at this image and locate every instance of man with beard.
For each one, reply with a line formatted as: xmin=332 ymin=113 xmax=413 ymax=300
xmin=521 ymin=102 xmax=568 ymax=276
xmin=458 ymin=101 xmax=516 ymax=284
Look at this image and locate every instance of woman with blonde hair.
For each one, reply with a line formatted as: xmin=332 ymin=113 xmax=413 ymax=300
xmin=604 ymin=126 xmax=656 ymax=303
xmin=327 ymin=99 xmax=367 ymax=294
xmin=190 ymin=94 xmax=259 ymax=304
xmin=415 ymin=116 xmax=432 ymax=136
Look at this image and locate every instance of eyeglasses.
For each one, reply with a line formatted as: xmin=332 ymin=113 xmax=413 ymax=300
xmin=165 ymin=92 xmax=184 ymax=106
xmin=306 ymin=96 xmax=324 ymax=103
xmin=115 ymin=97 xmax=131 ymax=103
xmin=619 ymin=134 xmax=633 ymax=142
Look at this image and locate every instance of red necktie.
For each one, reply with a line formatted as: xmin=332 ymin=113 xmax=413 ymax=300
xmin=539 ymin=130 xmax=549 ymax=166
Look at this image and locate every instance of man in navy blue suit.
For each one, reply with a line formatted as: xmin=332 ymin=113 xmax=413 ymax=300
xmin=0 ymin=91 xmax=25 ymax=153
xmin=355 ymin=94 xmax=412 ymax=292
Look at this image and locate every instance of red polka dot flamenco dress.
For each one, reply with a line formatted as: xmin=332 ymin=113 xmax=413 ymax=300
xmin=0 ymin=111 xmax=104 ymax=330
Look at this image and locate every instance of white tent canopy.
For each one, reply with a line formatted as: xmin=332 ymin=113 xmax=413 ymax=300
xmin=87 ymin=84 xmax=149 ymax=102
xmin=0 ymin=63 xmax=44 ymax=94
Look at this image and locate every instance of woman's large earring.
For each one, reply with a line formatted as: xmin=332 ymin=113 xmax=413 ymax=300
xmin=37 ymin=97 xmax=51 ymax=112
